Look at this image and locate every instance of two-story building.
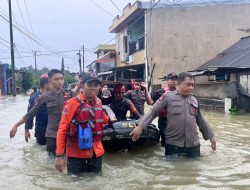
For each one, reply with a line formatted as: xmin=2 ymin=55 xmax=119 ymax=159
xmin=87 ymin=44 xmax=116 ymax=80
xmin=109 ymin=0 xmax=250 ymax=94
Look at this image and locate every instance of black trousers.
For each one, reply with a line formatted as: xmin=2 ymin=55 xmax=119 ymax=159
xmin=165 ymin=143 xmax=201 ymax=158
xmin=67 ymin=155 xmax=102 ymax=175
xmin=35 ymin=129 xmax=46 ymax=145
xmin=158 ymin=117 xmax=167 ymax=146
xmin=46 ymin=137 xmax=56 ymax=156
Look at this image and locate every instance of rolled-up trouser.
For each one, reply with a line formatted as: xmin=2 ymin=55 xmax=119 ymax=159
xmin=46 ymin=137 xmax=56 ymax=156
xmin=67 ymin=154 xmax=102 ymax=175
xmin=165 ymin=143 xmax=201 ymax=158
xmin=158 ymin=117 xmax=167 ymax=146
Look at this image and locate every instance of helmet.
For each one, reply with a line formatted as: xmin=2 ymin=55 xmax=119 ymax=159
xmin=114 ymin=83 xmax=125 ymax=93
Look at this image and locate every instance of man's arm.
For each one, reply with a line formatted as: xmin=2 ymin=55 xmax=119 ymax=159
xmin=141 ymin=82 xmax=154 ymax=105
xmin=9 ymin=95 xmax=39 ymax=139
xmin=25 ymin=96 xmax=36 ymax=130
xmin=56 ymin=101 xmax=78 ymax=156
xmin=22 ymin=95 xmax=45 ymax=123
xmin=72 ymin=80 xmax=81 ymax=95
xmin=9 ymin=118 xmax=26 ymax=139
xmin=128 ymin=100 xmax=141 ymax=119
xmin=131 ymin=93 xmax=168 ymax=141
xmin=196 ymin=108 xmax=216 ymax=151
xmin=55 ymin=100 xmax=78 ymax=172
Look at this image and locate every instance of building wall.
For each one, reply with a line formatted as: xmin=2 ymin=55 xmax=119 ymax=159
xmin=129 ymin=50 xmax=145 ymax=64
xmin=116 ymin=26 xmax=129 ymax=67
xmin=0 ymin=64 xmax=11 ymax=95
xmin=146 ymin=3 xmax=250 ymax=87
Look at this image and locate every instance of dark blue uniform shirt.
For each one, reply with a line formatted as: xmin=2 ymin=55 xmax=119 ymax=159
xmin=25 ymin=91 xmax=48 ymax=133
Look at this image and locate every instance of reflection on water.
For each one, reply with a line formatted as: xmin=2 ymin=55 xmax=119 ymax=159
xmin=0 ymin=95 xmax=250 ymax=190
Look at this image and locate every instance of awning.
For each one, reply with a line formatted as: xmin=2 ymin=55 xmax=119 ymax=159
xmin=97 ymin=71 xmax=113 ymax=76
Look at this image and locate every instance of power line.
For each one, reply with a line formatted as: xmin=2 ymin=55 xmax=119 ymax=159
xmin=23 ymin=0 xmax=34 ymax=33
xmin=89 ymin=0 xmax=115 ymax=17
xmin=0 ymin=8 xmax=34 ymax=51
xmin=16 ymin=0 xmax=29 ymax=34
xmin=0 ymin=13 xmax=67 ymax=58
xmin=110 ymin=0 xmax=122 ymax=14
xmin=21 ymin=0 xmax=43 ymax=55
xmin=0 ymin=41 xmax=9 ymax=48
xmin=14 ymin=43 xmax=26 ymax=67
xmin=15 ymin=0 xmax=36 ymax=50
xmin=86 ymin=0 xmax=162 ymax=65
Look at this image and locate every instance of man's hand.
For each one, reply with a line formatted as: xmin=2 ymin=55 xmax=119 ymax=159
xmin=72 ymin=80 xmax=81 ymax=94
xmin=25 ymin=129 xmax=31 ymax=142
xmin=140 ymin=82 xmax=147 ymax=90
xmin=55 ymin=157 xmax=66 ymax=172
xmin=130 ymin=126 xmax=143 ymax=142
xmin=9 ymin=126 xmax=17 ymax=139
xmin=210 ymin=136 xmax=216 ymax=151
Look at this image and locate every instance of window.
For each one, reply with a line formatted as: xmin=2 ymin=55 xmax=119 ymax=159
xmin=123 ymin=36 xmax=128 ymax=53
xmin=127 ymin=16 xmax=145 ymax=55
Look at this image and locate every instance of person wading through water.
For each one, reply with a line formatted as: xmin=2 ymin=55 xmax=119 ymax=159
xmin=125 ymin=79 xmax=154 ymax=116
xmin=10 ymin=69 xmax=80 ymax=155
xmin=9 ymin=74 xmax=50 ymax=145
xmin=131 ymin=72 xmax=216 ymax=158
xmin=152 ymin=72 xmax=178 ymax=146
xmin=55 ymin=73 xmax=105 ymax=175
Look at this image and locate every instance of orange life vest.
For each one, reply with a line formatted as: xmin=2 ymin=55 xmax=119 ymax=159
xmin=69 ymin=97 xmax=104 ymax=142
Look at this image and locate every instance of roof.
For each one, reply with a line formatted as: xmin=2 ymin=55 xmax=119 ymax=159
xmin=150 ymin=0 xmax=250 ymax=8
xmin=195 ymin=36 xmax=250 ymax=71
xmin=94 ymin=44 xmax=116 ymax=54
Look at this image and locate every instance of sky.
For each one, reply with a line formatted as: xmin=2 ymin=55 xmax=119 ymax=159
xmin=0 ymin=0 xmax=139 ymax=72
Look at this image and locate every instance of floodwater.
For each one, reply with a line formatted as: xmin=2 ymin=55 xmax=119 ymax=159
xmin=1 ymin=95 xmax=250 ymax=190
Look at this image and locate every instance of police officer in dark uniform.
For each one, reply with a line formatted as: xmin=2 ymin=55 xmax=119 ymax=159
xmin=152 ymin=72 xmax=178 ymax=146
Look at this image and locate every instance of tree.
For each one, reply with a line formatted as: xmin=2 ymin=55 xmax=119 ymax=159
xmin=21 ymin=70 xmax=33 ymax=92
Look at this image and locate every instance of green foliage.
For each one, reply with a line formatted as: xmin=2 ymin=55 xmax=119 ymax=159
xmin=17 ymin=65 xmax=76 ymax=91
xmin=21 ymin=70 xmax=33 ymax=92
xmin=64 ymin=71 xmax=76 ymax=88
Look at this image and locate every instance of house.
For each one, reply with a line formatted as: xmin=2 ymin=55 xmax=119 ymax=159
xmin=191 ymin=36 xmax=250 ymax=113
xmin=109 ymin=0 xmax=250 ymax=91
xmin=0 ymin=62 xmax=11 ymax=95
xmin=87 ymin=44 xmax=116 ymax=80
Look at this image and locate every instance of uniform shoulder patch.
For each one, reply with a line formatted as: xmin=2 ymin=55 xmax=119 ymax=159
xmin=188 ymin=96 xmax=198 ymax=108
xmin=159 ymin=92 xmax=168 ymax=101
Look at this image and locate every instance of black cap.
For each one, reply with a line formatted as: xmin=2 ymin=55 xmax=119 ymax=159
xmin=81 ymin=73 xmax=101 ymax=84
xmin=165 ymin=72 xmax=178 ymax=80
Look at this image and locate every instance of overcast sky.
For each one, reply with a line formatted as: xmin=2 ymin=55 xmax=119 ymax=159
xmin=0 ymin=0 xmax=141 ymax=72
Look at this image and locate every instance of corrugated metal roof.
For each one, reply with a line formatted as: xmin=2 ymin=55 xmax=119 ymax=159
xmin=195 ymin=36 xmax=250 ymax=71
xmin=141 ymin=0 xmax=250 ymax=8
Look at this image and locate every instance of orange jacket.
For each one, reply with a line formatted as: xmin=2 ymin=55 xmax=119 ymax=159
xmin=56 ymin=94 xmax=105 ymax=158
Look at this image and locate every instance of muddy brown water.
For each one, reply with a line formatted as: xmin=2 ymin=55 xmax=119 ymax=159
xmin=0 ymin=95 xmax=250 ymax=190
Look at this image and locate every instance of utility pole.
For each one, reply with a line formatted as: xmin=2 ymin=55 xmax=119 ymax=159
xmin=34 ymin=50 xmax=38 ymax=85
xmin=77 ymin=50 xmax=82 ymax=74
xmin=8 ymin=0 xmax=16 ymax=96
xmin=82 ymin=45 xmax=84 ymax=73
xmin=61 ymin=57 xmax=65 ymax=74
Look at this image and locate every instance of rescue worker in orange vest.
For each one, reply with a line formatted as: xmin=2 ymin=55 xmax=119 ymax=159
xmin=55 ymin=73 xmax=105 ymax=175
